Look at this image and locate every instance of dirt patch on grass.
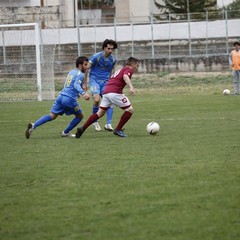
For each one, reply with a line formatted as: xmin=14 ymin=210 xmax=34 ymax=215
xmin=132 ymin=71 xmax=233 ymax=95
xmin=135 ymin=71 xmax=231 ymax=81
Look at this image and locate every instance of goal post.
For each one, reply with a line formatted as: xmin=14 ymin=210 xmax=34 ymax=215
xmin=0 ymin=23 xmax=55 ymax=101
xmin=34 ymin=23 xmax=42 ymax=101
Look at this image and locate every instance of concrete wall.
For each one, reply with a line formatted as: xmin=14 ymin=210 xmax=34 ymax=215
xmin=0 ymin=0 xmax=74 ymax=27
xmin=129 ymin=0 xmax=151 ymax=22
xmin=1 ymin=19 xmax=239 ymax=46
xmin=134 ymin=55 xmax=229 ymax=73
xmin=115 ymin=0 xmax=130 ymax=23
xmin=0 ymin=19 xmax=237 ymax=73
xmin=0 ymin=2 xmax=61 ymax=26
xmin=54 ymin=54 xmax=230 ymax=74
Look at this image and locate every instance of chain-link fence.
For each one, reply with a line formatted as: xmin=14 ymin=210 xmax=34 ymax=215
xmin=0 ymin=10 xmax=239 ymax=59
xmin=0 ymin=23 xmax=56 ymax=101
xmin=42 ymin=10 xmax=239 ymax=67
xmin=0 ymin=10 xmax=239 ymax=101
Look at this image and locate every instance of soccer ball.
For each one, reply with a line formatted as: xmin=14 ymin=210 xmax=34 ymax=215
xmin=147 ymin=122 xmax=160 ymax=135
xmin=223 ymin=89 xmax=230 ymax=95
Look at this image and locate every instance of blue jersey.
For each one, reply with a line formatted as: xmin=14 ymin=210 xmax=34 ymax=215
xmin=60 ymin=68 xmax=86 ymax=100
xmin=89 ymin=51 xmax=117 ymax=82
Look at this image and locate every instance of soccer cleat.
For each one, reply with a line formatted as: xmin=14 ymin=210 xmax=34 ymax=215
xmin=113 ymin=129 xmax=128 ymax=137
xmin=75 ymin=126 xmax=84 ymax=138
xmin=104 ymin=124 xmax=114 ymax=131
xmin=25 ymin=123 xmax=34 ymax=139
xmin=93 ymin=122 xmax=101 ymax=131
xmin=61 ymin=131 xmax=76 ymax=138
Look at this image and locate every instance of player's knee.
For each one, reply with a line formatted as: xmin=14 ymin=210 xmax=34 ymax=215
xmin=125 ymin=106 xmax=133 ymax=114
xmin=97 ymin=108 xmax=106 ymax=118
xmin=93 ymin=95 xmax=101 ymax=105
xmin=94 ymin=100 xmax=100 ymax=105
xmin=50 ymin=113 xmax=58 ymax=120
xmin=76 ymin=112 xmax=83 ymax=119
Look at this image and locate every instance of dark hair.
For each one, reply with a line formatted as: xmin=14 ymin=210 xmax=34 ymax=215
xmin=102 ymin=39 xmax=118 ymax=50
xmin=76 ymin=56 xmax=88 ymax=68
xmin=233 ymin=41 xmax=240 ymax=46
xmin=126 ymin=57 xmax=139 ymax=66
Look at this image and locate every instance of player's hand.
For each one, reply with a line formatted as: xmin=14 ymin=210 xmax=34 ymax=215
xmin=83 ymin=93 xmax=90 ymax=101
xmin=82 ymin=83 xmax=87 ymax=91
xmin=129 ymin=87 xmax=135 ymax=96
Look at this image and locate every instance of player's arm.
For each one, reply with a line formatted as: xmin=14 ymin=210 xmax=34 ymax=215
xmin=110 ymin=68 xmax=115 ymax=76
xmin=74 ymin=78 xmax=90 ymax=100
xmin=110 ymin=60 xmax=117 ymax=77
xmin=82 ymin=62 xmax=92 ymax=91
xmin=123 ymin=74 xmax=135 ymax=96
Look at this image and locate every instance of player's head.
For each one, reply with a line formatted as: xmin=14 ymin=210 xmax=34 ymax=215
xmin=126 ymin=57 xmax=139 ymax=72
xmin=233 ymin=41 xmax=240 ymax=46
xmin=76 ymin=56 xmax=88 ymax=73
xmin=102 ymin=39 xmax=118 ymax=50
xmin=102 ymin=39 xmax=118 ymax=57
xmin=233 ymin=41 xmax=240 ymax=51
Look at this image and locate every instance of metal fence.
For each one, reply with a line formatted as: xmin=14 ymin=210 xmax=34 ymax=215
xmin=51 ymin=10 xmax=240 ymax=63
xmin=0 ymin=10 xmax=240 ymax=70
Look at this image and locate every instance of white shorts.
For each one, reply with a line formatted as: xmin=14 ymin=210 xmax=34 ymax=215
xmin=100 ymin=93 xmax=131 ymax=109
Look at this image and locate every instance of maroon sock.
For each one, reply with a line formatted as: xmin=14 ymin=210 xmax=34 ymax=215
xmin=116 ymin=111 xmax=132 ymax=131
xmin=83 ymin=113 xmax=99 ymax=130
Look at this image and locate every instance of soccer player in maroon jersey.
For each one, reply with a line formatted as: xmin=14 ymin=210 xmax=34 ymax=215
xmin=75 ymin=57 xmax=139 ymax=138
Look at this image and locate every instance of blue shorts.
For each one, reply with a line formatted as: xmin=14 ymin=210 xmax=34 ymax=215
xmin=51 ymin=95 xmax=82 ymax=116
xmin=89 ymin=79 xmax=107 ymax=96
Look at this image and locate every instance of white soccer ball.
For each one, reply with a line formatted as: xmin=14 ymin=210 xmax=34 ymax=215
xmin=223 ymin=89 xmax=230 ymax=95
xmin=147 ymin=122 xmax=160 ymax=135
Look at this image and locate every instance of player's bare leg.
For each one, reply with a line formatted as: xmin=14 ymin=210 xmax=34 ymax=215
xmin=92 ymin=94 xmax=102 ymax=131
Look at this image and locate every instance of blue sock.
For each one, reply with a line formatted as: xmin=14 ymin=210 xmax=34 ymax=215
xmin=92 ymin=105 xmax=99 ymax=123
xmin=106 ymin=107 xmax=113 ymax=125
xmin=34 ymin=115 xmax=52 ymax=129
xmin=92 ymin=105 xmax=99 ymax=114
xmin=64 ymin=117 xmax=81 ymax=133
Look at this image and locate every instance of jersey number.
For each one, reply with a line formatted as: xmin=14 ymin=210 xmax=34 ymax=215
xmin=65 ymin=75 xmax=73 ymax=87
xmin=111 ymin=69 xmax=121 ymax=78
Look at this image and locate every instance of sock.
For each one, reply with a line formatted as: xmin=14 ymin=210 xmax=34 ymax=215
xmin=92 ymin=105 xmax=99 ymax=114
xmin=92 ymin=105 xmax=99 ymax=123
xmin=64 ymin=117 xmax=81 ymax=133
xmin=115 ymin=111 xmax=132 ymax=131
xmin=83 ymin=113 xmax=99 ymax=130
xmin=106 ymin=107 xmax=113 ymax=125
xmin=34 ymin=115 xmax=53 ymax=129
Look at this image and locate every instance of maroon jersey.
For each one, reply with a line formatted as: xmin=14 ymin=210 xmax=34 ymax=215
xmin=103 ymin=66 xmax=133 ymax=94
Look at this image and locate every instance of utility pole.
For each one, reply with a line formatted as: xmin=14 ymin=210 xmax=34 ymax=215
xmin=187 ymin=0 xmax=191 ymax=56
xmin=40 ymin=0 xmax=45 ymax=28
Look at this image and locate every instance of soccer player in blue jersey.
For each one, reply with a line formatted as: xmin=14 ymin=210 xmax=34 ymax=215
xmin=86 ymin=39 xmax=118 ymax=131
xmin=25 ymin=56 xmax=90 ymax=139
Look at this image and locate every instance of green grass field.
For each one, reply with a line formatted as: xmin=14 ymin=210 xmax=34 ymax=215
xmin=0 ymin=73 xmax=240 ymax=240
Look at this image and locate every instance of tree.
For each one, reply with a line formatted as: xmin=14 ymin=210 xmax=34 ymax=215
xmin=154 ymin=0 xmax=217 ymax=19
xmin=223 ymin=0 xmax=240 ymax=18
xmin=224 ymin=0 xmax=240 ymax=9
xmin=154 ymin=0 xmax=216 ymax=14
xmin=220 ymin=0 xmax=240 ymax=18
